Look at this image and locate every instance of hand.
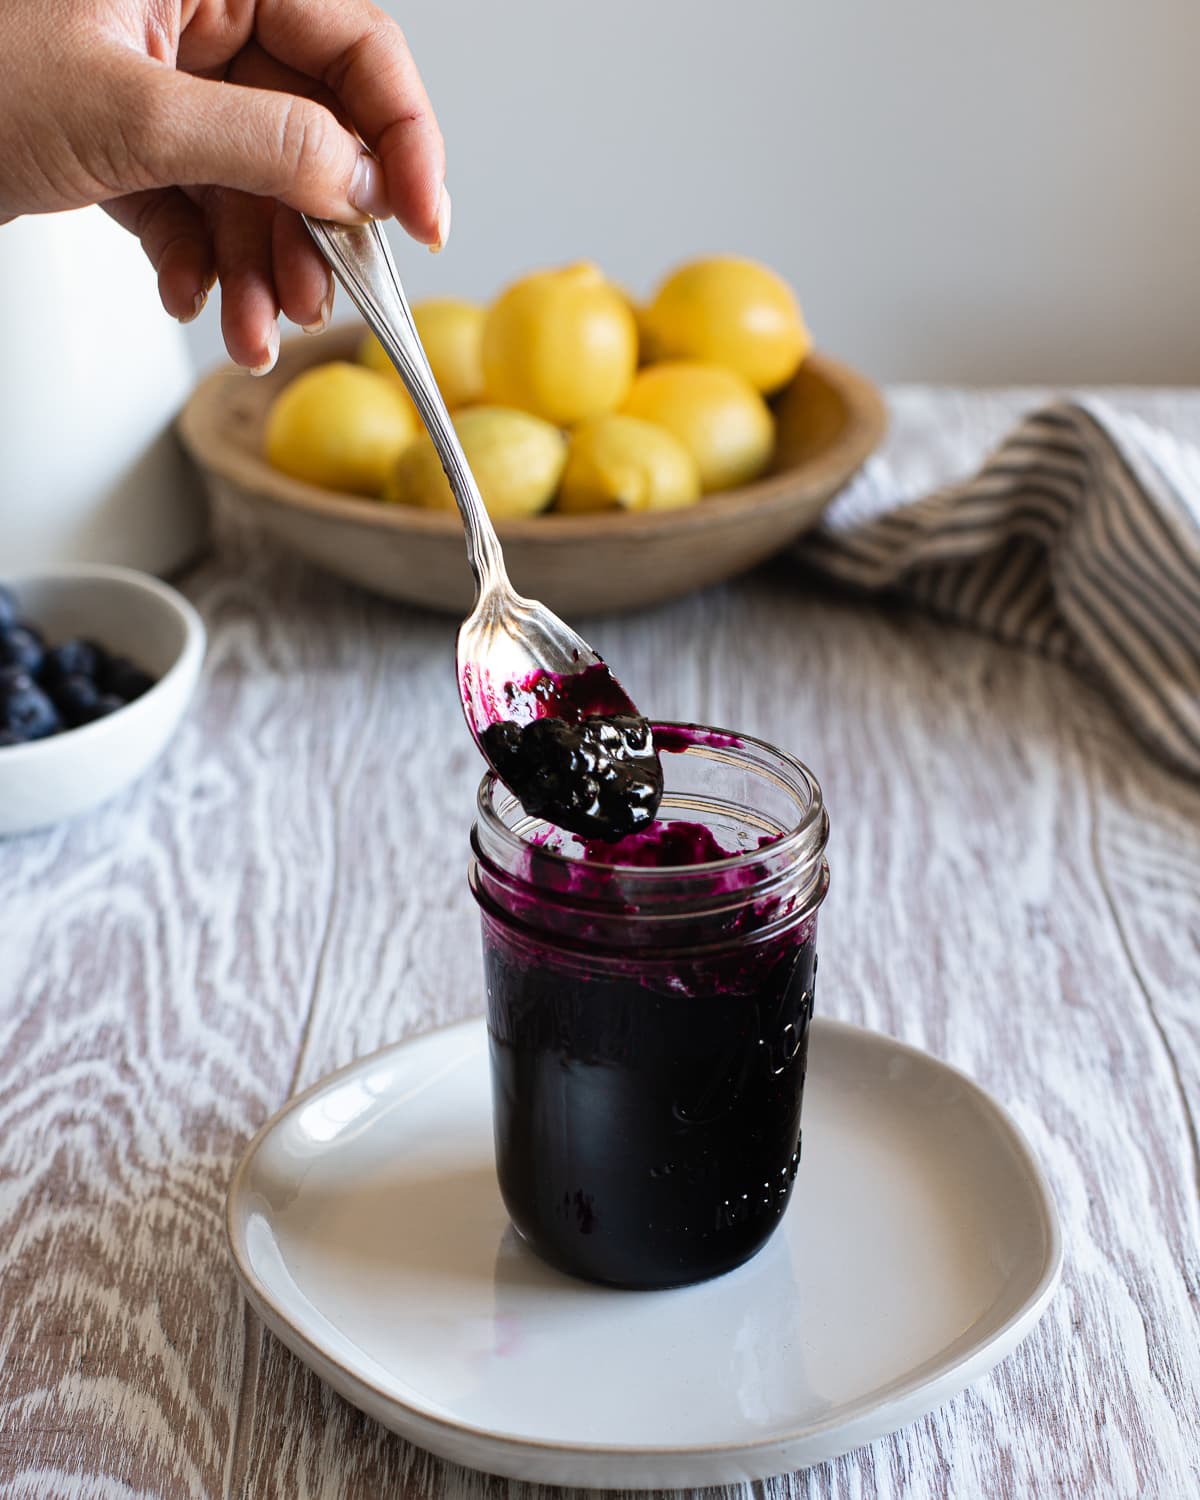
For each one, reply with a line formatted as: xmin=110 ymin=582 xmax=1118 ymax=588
xmin=0 ymin=0 xmax=447 ymax=372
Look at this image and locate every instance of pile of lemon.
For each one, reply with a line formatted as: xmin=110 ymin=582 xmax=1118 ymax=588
xmin=264 ymin=256 xmax=810 ymax=519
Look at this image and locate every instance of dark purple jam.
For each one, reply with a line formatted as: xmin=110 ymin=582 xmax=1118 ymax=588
xmin=482 ymin=714 xmax=662 ymax=841
xmin=577 ymin=819 xmax=746 ymax=867
xmin=480 ymin=664 xmax=664 ymax=842
xmin=506 ymin=661 xmax=638 ymax=721
xmin=478 ymin=820 xmax=818 ymax=1288
xmin=651 ymin=725 xmax=742 ymax=753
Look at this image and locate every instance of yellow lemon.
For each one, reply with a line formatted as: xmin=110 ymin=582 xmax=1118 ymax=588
xmin=642 ymin=255 xmax=810 ymax=393
xmin=358 ymin=297 xmax=485 ymax=410
xmin=264 ymin=362 xmax=418 ymax=495
xmin=622 ymin=362 xmax=774 ymax=492
xmin=356 ymin=330 xmax=415 ymax=425
xmin=357 ymin=327 xmax=392 ymax=379
xmin=613 ymin=285 xmax=656 ymax=366
xmin=385 ymin=406 xmax=566 ymax=519
xmin=557 ymin=414 xmax=700 ymax=514
xmin=482 ymin=263 xmax=637 ymax=425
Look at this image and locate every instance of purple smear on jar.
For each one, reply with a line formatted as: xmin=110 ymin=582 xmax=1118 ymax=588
xmin=653 ymin=724 xmax=743 ymax=754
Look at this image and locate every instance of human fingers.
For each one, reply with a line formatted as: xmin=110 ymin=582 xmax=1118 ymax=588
xmin=273 ymin=207 xmax=334 ymax=332
xmin=207 ymin=189 xmax=280 ymax=373
xmin=103 ymin=188 xmax=216 ymax=322
xmin=250 ymin=0 xmax=447 ymax=246
xmin=227 ymin=42 xmax=337 ymax=329
xmin=118 ymin=58 xmax=393 ymax=225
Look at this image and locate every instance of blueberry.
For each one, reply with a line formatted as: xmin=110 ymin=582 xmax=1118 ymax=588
xmin=52 ymin=673 xmax=103 ymax=727
xmin=0 ymin=672 xmax=60 ymax=741
xmin=0 ymin=667 xmax=34 ymax=703
xmin=93 ymin=693 xmax=125 ymax=720
xmin=482 ymin=711 xmax=664 ymax=841
xmin=0 ymin=585 xmax=17 ymax=631
xmin=0 ymin=624 xmax=45 ymax=677
xmin=484 ymin=719 xmax=522 ymax=761
xmin=102 ymin=656 xmax=155 ymax=702
xmin=0 ymin=730 xmax=20 ymax=748
xmin=40 ymin=637 xmax=105 ymax=691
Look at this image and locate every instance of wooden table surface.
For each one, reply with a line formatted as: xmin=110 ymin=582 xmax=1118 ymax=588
xmin=3 ymin=388 xmax=1198 ymax=1499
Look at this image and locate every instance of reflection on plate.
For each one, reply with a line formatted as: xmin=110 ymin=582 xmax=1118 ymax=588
xmin=226 ymin=1017 xmax=1061 ymax=1487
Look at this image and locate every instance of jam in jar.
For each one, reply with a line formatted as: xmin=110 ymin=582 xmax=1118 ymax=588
xmin=470 ymin=724 xmax=830 ymax=1289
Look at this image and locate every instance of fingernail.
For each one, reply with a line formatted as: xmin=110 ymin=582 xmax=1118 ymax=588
xmin=302 ymin=282 xmax=334 ymax=336
xmin=250 ymin=322 xmax=280 ymax=377
xmin=429 ymin=185 xmax=452 ymax=253
xmin=178 ymin=287 xmax=208 ymax=325
xmin=349 ymin=152 xmax=391 ymax=221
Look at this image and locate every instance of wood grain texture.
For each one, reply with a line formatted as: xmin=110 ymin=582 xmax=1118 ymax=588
xmin=1 ymin=387 xmax=1198 ymax=1499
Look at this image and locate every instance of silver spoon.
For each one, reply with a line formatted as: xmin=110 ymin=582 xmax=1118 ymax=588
xmin=301 ymin=217 xmax=648 ymax=767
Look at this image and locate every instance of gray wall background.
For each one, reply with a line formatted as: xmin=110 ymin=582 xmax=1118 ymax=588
xmin=185 ymin=0 xmax=1200 ymax=386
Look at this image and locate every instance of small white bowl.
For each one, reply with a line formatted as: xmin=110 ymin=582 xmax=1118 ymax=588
xmin=0 ymin=564 xmax=205 ymax=835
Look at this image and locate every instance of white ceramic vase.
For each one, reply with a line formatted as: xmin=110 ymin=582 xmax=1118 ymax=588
xmin=0 ymin=206 xmax=208 ymax=575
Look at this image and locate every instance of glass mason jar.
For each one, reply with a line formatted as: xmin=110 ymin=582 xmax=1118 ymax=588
xmin=469 ymin=723 xmax=830 ymax=1290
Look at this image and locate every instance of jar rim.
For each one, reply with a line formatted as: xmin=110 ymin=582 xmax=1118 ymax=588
xmin=475 ymin=719 xmax=827 ymax=878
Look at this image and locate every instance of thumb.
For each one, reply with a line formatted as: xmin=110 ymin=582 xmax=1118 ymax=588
xmin=123 ymin=62 xmax=391 ymax=223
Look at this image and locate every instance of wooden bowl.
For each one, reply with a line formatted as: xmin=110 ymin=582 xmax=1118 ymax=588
xmin=178 ymin=328 xmax=885 ymax=616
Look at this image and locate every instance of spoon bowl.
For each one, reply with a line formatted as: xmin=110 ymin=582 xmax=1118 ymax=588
xmin=457 ymin=586 xmax=634 ymax=733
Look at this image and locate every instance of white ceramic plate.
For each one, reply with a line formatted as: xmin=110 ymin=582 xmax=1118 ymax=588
xmin=226 ymin=1017 xmax=1062 ymax=1487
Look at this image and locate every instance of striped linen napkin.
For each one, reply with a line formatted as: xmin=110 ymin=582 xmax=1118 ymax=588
xmin=800 ymin=396 xmax=1200 ymax=778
